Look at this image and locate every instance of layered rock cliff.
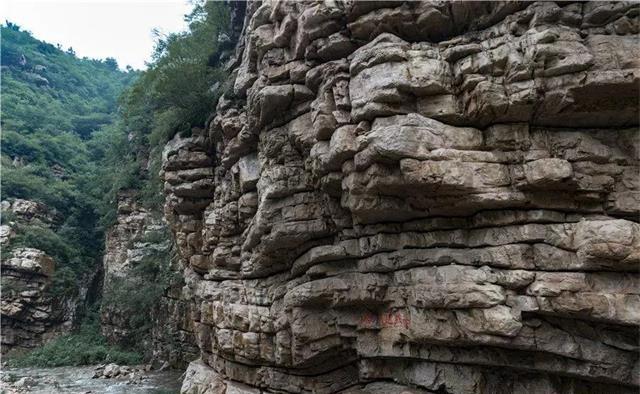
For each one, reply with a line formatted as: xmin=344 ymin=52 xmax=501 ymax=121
xmin=161 ymin=1 xmax=639 ymax=393
xmin=100 ymin=194 xmax=198 ymax=367
xmin=1 ymin=200 xmax=79 ymax=354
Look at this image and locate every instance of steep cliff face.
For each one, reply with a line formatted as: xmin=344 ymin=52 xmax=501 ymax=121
xmin=100 ymin=194 xmax=198 ymax=366
xmin=1 ymin=248 xmax=62 ymax=353
xmin=162 ymin=1 xmax=639 ymax=393
xmin=1 ymin=200 xmax=78 ymax=354
xmin=101 ymin=194 xmax=158 ymax=344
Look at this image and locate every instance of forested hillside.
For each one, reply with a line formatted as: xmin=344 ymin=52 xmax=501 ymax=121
xmin=1 ymin=0 xmax=233 ymax=365
xmin=96 ymin=1 xmax=230 ymax=217
xmin=1 ymin=22 xmax=137 ymax=296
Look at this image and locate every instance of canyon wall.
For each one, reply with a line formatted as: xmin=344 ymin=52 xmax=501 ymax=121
xmin=0 ymin=200 xmax=79 ymax=354
xmin=100 ymin=194 xmax=198 ymax=367
xmin=162 ymin=1 xmax=639 ymax=393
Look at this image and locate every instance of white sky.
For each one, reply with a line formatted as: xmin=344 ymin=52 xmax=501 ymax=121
xmin=2 ymin=0 xmax=193 ymax=70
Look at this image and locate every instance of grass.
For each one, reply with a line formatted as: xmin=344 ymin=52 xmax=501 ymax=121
xmin=0 ymin=209 xmax=17 ymax=224
xmin=6 ymin=312 xmax=142 ymax=368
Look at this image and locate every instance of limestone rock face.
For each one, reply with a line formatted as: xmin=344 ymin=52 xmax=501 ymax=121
xmin=1 ymin=199 xmax=57 ymax=224
xmin=163 ymin=1 xmax=639 ymax=393
xmin=0 ymin=200 xmax=76 ymax=354
xmin=0 ymin=248 xmax=69 ymax=353
xmin=100 ymin=194 xmax=198 ymax=367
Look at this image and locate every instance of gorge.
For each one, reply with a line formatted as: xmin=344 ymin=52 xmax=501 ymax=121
xmin=1 ymin=1 xmax=639 ymax=394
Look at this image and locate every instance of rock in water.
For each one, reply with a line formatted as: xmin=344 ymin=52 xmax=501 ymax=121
xmin=14 ymin=376 xmax=35 ymax=388
xmin=160 ymin=1 xmax=640 ymax=393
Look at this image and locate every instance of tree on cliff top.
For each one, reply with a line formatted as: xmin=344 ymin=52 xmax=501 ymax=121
xmin=94 ymin=1 xmax=231 ymax=221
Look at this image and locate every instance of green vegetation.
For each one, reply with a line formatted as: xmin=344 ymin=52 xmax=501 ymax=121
xmin=1 ymin=0 xmax=233 ymax=366
xmin=102 ymin=228 xmax=179 ymax=350
xmin=95 ymin=1 xmax=231 ymax=219
xmin=0 ymin=209 xmax=18 ymax=224
xmin=93 ymin=1 xmax=231 ymax=352
xmin=1 ymin=22 xmax=137 ymax=291
xmin=6 ymin=311 xmax=142 ymax=368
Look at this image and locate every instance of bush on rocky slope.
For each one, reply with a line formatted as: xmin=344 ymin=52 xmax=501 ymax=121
xmin=101 ymin=231 xmax=177 ymax=351
xmin=6 ymin=311 xmax=141 ymax=367
xmin=95 ymin=0 xmax=231 ymax=219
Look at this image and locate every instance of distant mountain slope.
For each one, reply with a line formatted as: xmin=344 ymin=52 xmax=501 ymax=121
xmin=1 ymin=22 xmax=135 ymax=137
xmin=1 ymin=22 xmax=137 ymax=294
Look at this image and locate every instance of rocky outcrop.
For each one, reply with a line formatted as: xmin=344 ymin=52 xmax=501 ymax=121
xmin=100 ymin=194 xmax=197 ymax=367
xmin=162 ymin=1 xmax=639 ymax=393
xmin=148 ymin=270 xmax=200 ymax=369
xmin=1 ymin=200 xmax=76 ymax=354
xmin=0 ymin=248 xmax=67 ymax=353
xmin=101 ymin=194 xmax=156 ymax=343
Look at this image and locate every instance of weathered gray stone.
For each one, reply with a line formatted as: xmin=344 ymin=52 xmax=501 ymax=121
xmin=157 ymin=2 xmax=640 ymax=393
xmin=1 ymin=200 xmax=79 ymax=354
xmin=100 ymin=194 xmax=197 ymax=367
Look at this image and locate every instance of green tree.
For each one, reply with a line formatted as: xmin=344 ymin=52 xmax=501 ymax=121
xmin=97 ymin=1 xmax=231 ymax=216
xmin=1 ymin=22 xmax=138 ymax=295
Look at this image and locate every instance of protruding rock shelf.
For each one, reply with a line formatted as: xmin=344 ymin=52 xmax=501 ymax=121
xmin=1 ymin=248 xmax=61 ymax=352
xmin=162 ymin=1 xmax=639 ymax=393
xmin=1 ymin=200 xmax=77 ymax=354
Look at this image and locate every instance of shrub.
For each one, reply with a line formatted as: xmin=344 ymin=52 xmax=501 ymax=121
xmin=47 ymin=266 xmax=79 ymax=298
xmin=101 ymin=234 xmax=177 ymax=350
xmin=6 ymin=311 xmax=142 ymax=368
xmin=11 ymin=224 xmax=74 ymax=265
xmin=1 ymin=209 xmax=17 ymax=224
xmin=102 ymin=275 xmax=165 ymax=345
xmin=141 ymin=226 xmax=170 ymax=245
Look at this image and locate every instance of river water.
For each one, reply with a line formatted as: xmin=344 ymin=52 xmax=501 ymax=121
xmin=0 ymin=365 xmax=183 ymax=393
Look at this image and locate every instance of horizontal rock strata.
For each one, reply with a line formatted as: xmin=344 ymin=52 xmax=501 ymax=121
xmin=100 ymin=194 xmax=198 ymax=366
xmin=1 ymin=200 xmax=75 ymax=354
xmin=163 ymin=1 xmax=640 ymax=393
xmin=0 ymin=248 xmax=69 ymax=353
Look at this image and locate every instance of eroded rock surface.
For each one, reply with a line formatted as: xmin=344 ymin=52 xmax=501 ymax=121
xmin=0 ymin=248 xmax=70 ymax=353
xmin=162 ymin=1 xmax=639 ymax=393
xmin=1 ymin=200 xmax=76 ymax=354
xmin=100 ymin=194 xmax=197 ymax=367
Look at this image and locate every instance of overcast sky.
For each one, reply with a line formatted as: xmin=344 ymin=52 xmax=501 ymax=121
xmin=3 ymin=0 xmax=193 ymax=70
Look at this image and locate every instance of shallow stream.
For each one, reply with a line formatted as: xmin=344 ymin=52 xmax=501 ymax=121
xmin=0 ymin=365 xmax=182 ymax=393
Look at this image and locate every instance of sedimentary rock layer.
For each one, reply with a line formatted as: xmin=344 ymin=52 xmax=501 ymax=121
xmin=0 ymin=200 xmax=76 ymax=354
xmin=162 ymin=1 xmax=640 ymax=393
xmin=0 ymin=248 xmax=70 ymax=353
xmin=100 ymin=194 xmax=198 ymax=367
